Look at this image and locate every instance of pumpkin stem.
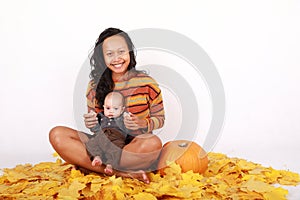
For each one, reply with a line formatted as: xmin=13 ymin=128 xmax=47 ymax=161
xmin=178 ymin=142 xmax=188 ymax=147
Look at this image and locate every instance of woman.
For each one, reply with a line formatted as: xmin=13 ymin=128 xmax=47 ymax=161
xmin=49 ymin=27 xmax=165 ymax=183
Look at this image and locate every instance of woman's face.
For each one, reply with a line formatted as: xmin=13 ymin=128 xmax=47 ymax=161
xmin=102 ymin=35 xmax=130 ymax=79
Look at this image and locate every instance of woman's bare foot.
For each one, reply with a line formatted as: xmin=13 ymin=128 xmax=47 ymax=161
xmin=74 ymin=164 xmax=149 ymax=184
xmin=91 ymin=156 xmax=102 ymax=166
xmin=117 ymin=170 xmax=150 ymax=184
xmin=104 ymin=164 xmax=113 ymax=175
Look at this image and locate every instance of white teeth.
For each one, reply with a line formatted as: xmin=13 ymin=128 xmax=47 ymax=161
xmin=113 ymin=64 xmax=122 ymax=68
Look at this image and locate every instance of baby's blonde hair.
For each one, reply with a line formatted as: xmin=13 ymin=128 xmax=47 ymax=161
xmin=105 ymin=91 xmax=125 ymax=106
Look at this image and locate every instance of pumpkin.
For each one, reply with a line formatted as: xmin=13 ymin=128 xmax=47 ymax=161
xmin=157 ymin=140 xmax=208 ymax=175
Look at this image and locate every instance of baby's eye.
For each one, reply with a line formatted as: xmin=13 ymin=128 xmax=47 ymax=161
xmin=114 ymin=107 xmax=119 ymax=111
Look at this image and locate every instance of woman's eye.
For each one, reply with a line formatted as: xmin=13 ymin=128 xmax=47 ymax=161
xmin=106 ymin=52 xmax=113 ymax=57
xmin=119 ymin=50 xmax=125 ymax=54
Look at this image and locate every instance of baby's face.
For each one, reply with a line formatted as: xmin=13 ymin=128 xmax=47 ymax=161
xmin=103 ymin=95 xmax=124 ymax=118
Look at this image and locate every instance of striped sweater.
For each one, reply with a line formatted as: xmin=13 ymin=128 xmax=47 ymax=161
xmin=86 ymin=73 xmax=165 ymax=134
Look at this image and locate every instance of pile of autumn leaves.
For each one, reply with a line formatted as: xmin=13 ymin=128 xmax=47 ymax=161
xmin=0 ymin=153 xmax=299 ymax=200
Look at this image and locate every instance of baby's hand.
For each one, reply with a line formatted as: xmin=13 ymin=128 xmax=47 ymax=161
xmin=123 ymin=112 xmax=131 ymax=118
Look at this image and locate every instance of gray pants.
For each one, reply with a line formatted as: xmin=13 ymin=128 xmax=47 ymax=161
xmin=85 ymin=128 xmax=126 ymax=167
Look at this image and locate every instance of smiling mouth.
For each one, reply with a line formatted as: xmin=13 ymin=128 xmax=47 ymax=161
xmin=112 ymin=62 xmax=124 ymax=68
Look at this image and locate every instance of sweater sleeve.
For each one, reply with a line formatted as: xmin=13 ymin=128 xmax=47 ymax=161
xmin=145 ymin=79 xmax=165 ymax=132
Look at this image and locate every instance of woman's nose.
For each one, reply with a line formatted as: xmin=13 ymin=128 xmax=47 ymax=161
xmin=112 ymin=54 xmax=121 ymax=62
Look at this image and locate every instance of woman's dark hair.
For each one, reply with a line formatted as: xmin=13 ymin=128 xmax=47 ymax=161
xmin=89 ymin=27 xmax=137 ymax=109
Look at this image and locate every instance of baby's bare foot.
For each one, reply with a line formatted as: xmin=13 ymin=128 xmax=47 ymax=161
xmin=104 ymin=164 xmax=113 ymax=175
xmin=91 ymin=156 xmax=102 ymax=166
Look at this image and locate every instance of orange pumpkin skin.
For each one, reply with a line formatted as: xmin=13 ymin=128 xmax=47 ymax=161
xmin=157 ymin=140 xmax=208 ymax=175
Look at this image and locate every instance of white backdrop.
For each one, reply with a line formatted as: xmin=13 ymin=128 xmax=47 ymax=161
xmin=1 ymin=0 xmax=300 ymax=198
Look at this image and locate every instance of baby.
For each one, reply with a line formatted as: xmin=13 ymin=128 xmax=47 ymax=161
xmin=85 ymin=91 xmax=130 ymax=174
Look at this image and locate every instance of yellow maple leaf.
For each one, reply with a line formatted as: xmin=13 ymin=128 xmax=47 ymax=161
xmin=162 ymin=161 xmax=182 ymax=176
xmin=132 ymin=192 xmax=157 ymax=200
xmin=58 ymin=180 xmax=86 ymax=199
xmin=241 ymin=177 xmax=274 ymax=193
xmin=263 ymin=187 xmax=289 ymax=200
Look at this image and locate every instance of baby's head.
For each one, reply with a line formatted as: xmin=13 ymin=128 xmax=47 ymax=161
xmin=103 ymin=91 xmax=125 ymax=118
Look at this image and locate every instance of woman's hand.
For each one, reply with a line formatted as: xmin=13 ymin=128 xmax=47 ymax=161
xmin=123 ymin=112 xmax=147 ymax=130
xmin=83 ymin=110 xmax=98 ymax=129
